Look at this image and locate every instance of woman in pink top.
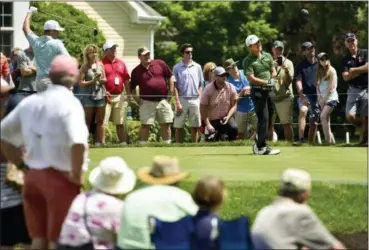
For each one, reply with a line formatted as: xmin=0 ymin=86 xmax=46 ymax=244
xmin=57 ymin=157 xmax=136 ymax=250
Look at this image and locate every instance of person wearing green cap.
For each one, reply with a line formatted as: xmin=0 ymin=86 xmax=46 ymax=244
xmin=270 ymin=40 xmax=294 ymax=142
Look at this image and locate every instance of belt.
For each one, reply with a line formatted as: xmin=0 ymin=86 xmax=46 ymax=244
xmin=252 ymin=86 xmax=270 ymax=91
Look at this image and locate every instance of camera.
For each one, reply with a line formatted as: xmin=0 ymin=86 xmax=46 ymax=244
xmin=277 ymin=56 xmax=283 ymax=66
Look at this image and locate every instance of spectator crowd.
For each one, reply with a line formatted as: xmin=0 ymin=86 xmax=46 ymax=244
xmin=0 ymin=6 xmax=366 ymax=249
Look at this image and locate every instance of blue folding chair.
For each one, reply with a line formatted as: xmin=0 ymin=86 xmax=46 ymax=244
xmin=149 ymin=215 xmax=194 ymax=250
xmin=218 ymin=216 xmax=253 ymax=250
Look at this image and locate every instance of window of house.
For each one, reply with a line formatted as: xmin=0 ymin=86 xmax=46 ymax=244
xmin=0 ymin=2 xmax=13 ymax=27
xmin=0 ymin=31 xmax=13 ymax=57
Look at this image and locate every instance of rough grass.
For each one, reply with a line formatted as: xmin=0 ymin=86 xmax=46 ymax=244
xmin=84 ymin=146 xmax=368 ymax=234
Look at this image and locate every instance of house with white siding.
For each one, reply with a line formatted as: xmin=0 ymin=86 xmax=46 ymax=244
xmin=0 ymin=1 xmax=164 ymax=73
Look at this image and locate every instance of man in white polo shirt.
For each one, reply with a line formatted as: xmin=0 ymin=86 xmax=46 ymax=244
xmin=0 ymin=55 xmax=89 ymax=250
xmin=22 ymin=6 xmax=70 ymax=92
xmin=252 ymin=168 xmax=346 ymax=249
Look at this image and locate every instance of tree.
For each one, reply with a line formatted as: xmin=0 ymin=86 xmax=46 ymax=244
xmin=30 ymin=1 xmax=105 ymax=60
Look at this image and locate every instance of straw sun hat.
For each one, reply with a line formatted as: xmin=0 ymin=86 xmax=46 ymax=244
xmin=89 ymin=156 xmax=136 ymax=195
xmin=136 ymin=155 xmax=189 ymax=185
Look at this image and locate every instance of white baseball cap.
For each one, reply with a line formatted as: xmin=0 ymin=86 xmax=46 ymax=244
xmin=103 ymin=41 xmax=119 ymax=51
xmin=89 ymin=156 xmax=136 ymax=195
xmin=245 ymin=34 xmax=260 ymax=47
xmin=44 ymin=20 xmax=64 ymax=31
xmin=280 ymin=168 xmax=312 ymax=192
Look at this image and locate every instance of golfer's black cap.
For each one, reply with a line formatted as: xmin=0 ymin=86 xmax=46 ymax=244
xmin=345 ymin=33 xmax=356 ymax=41
xmin=301 ymin=41 xmax=313 ymax=50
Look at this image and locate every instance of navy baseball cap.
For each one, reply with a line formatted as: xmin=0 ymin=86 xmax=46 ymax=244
xmin=345 ymin=33 xmax=356 ymax=41
xmin=301 ymin=41 xmax=314 ymax=50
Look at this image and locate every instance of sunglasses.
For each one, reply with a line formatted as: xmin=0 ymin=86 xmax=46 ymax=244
xmin=319 ymin=56 xmax=329 ymax=61
xmin=184 ymin=50 xmax=193 ymax=54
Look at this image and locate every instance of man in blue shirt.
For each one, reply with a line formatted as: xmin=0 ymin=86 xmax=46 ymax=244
xmin=294 ymin=41 xmax=319 ymax=145
xmin=224 ymin=58 xmax=256 ymax=139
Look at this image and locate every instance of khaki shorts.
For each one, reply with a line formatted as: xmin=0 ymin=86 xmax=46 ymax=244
xmin=140 ymin=99 xmax=174 ymax=125
xmin=235 ymin=111 xmax=257 ymax=134
xmin=174 ymin=98 xmax=201 ymax=128
xmin=104 ymin=94 xmax=128 ymax=125
xmin=273 ymin=96 xmax=293 ymax=124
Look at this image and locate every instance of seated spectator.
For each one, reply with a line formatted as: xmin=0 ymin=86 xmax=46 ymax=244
xmin=117 ymin=155 xmax=198 ymax=249
xmin=192 ymin=176 xmax=226 ymax=250
xmin=252 ymin=168 xmax=346 ymax=250
xmin=57 ymin=156 xmax=136 ymax=250
xmin=202 ymin=62 xmax=216 ymax=88
xmin=200 ymin=66 xmax=238 ymax=142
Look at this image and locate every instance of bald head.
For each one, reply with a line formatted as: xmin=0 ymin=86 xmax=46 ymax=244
xmin=49 ymin=55 xmax=78 ymax=88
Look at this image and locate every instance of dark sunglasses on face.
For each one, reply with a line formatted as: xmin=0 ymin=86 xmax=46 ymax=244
xmin=320 ymin=56 xmax=329 ymax=61
xmin=185 ymin=50 xmax=193 ymax=54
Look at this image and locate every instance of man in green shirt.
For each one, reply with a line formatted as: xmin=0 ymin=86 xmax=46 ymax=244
xmin=243 ymin=34 xmax=280 ymax=155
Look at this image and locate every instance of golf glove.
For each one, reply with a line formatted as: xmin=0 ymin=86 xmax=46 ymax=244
xmin=28 ymin=7 xmax=38 ymax=13
xmin=266 ymin=79 xmax=276 ymax=87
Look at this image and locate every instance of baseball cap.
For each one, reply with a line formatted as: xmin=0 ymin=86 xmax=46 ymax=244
xmin=44 ymin=20 xmax=64 ymax=31
xmin=317 ymin=52 xmax=329 ymax=60
xmin=245 ymin=35 xmax=260 ymax=47
xmin=273 ymin=40 xmax=284 ymax=49
xmin=137 ymin=47 xmax=150 ymax=56
xmin=280 ymin=168 xmax=312 ymax=193
xmin=223 ymin=58 xmax=238 ymax=70
xmin=345 ymin=33 xmax=356 ymax=41
xmin=214 ymin=66 xmax=227 ymax=76
xmin=301 ymin=41 xmax=313 ymax=50
xmin=103 ymin=41 xmax=118 ymax=51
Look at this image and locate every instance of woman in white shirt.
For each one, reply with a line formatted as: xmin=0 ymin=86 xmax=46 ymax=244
xmin=316 ymin=52 xmax=339 ymax=145
xmin=57 ymin=157 xmax=136 ymax=250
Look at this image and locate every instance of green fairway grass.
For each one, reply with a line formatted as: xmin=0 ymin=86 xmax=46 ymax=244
xmin=86 ymin=146 xmax=368 ymax=233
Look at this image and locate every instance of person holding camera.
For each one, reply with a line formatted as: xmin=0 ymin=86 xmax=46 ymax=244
xmin=243 ymin=35 xmax=280 ymax=155
xmin=270 ymin=41 xmax=294 ymax=142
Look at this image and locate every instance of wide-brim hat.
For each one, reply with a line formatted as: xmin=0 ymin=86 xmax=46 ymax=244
xmin=89 ymin=156 xmax=137 ymax=195
xmin=136 ymin=155 xmax=189 ymax=185
xmin=223 ymin=58 xmax=239 ymax=70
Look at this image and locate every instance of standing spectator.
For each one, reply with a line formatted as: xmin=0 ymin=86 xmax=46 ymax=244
xmin=243 ymin=34 xmax=280 ymax=155
xmin=117 ymin=155 xmax=198 ymax=249
xmin=200 ymin=66 xmax=238 ymax=142
xmin=317 ymin=52 xmax=339 ymax=145
xmin=0 ymin=52 xmax=10 ymax=80
xmin=294 ymin=41 xmax=319 ymax=145
xmin=10 ymin=48 xmax=23 ymax=89
xmin=202 ymin=62 xmax=217 ymax=88
xmin=17 ymin=46 xmax=37 ymax=93
xmin=79 ymin=44 xmax=107 ymax=146
xmin=224 ymin=58 xmax=256 ymax=140
xmin=23 ymin=6 xmax=70 ymax=92
xmin=58 ymin=156 xmax=136 ymax=250
xmin=0 ymin=55 xmax=89 ymax=250
xmin=0 ymin=79 xmax=31 ymax=249
xmin=342 ymin=33 xmax=368 ymax=146
xmin=270 ymin=41 xmax=295 ymax=142
xmin=192 ymin=176 xmax=226 ymax=250
xmin=101 ymin=41 xmax=130 ymax=146
xmin=173 ymin=43 xmax=203 ymax=143
xmin=252 ymin=168 xmax=346 ymax=249
xmin=127 ymin=47 xmax=174 ymax=145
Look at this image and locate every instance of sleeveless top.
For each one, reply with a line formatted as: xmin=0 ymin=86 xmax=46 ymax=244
xmin=319 ymin=67 xmax=339 ymax=102
xmin=80 ymin=63 xmax=106 ymax=101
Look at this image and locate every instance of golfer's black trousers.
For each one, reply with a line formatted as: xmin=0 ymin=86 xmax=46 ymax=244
xmin=206 ymin=117 xmax=238 ymax=142
xmin=251 ymin=88 xmax=274 ymax=148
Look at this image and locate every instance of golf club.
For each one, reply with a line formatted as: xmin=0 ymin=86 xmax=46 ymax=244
xmin=37 ymin=9 xmax=98 ymax=36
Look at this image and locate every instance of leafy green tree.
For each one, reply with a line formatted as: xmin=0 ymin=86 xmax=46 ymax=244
xmin=30 ymin=1 xmax=105 ymax=60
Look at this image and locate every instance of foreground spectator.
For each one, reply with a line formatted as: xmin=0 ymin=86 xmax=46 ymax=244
xmin=200 ymin=66 xmax=238 ymax=142
xmin=202 ymin=62 xmax=217 ymax=88
xmin=270 ymin=41 xmax=294 ymax=142
xmin=252 ymin=168 xmax=346 ymax=249
xmin=0 ymin=55 xmax=89 ymax=250
xmin=342 ymin=33 xmax=368 ymax=146
xmin=173 ymin=43 xmax=203 ymax=143
xmin=127 ymin=47 xmax=174 ymax=145
xmin=58 ymin=156 xmax=136 ymax=250
xmin=23 ymin=6 xmax=69 ymax=92
xmin=316 ymin=52 xmax=339 ymax=144
xmin=192 ymin=176 xmax=226 ymax=250
xmin=224 ymin=58 xmax=256 ymax=140
xmin=101 ymin=41 xmax=130 ymax=146
xmin=0 ymin=79 xmax=31 ymax=249
xmin=294 ymin=41 xmax=319 ymax=145
xmin=117 ymin=155 xmax=198 ymax=249
xmin=17 ymin=46 xmax=37 ymax=93
xmin=79 ymin=44 xmax=107 ymax=145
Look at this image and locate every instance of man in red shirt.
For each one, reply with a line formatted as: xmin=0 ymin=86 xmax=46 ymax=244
xmin=126 ymin=47 xmax=174 ymax=144
xmin=101 ymin=41 xmax=130 ymax=145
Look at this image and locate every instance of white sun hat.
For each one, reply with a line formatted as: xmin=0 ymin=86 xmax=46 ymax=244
xmin=280 ymin=168 xmax=312 ymax=192
xmin=89 ymin=156 xmax=136 ymax=195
